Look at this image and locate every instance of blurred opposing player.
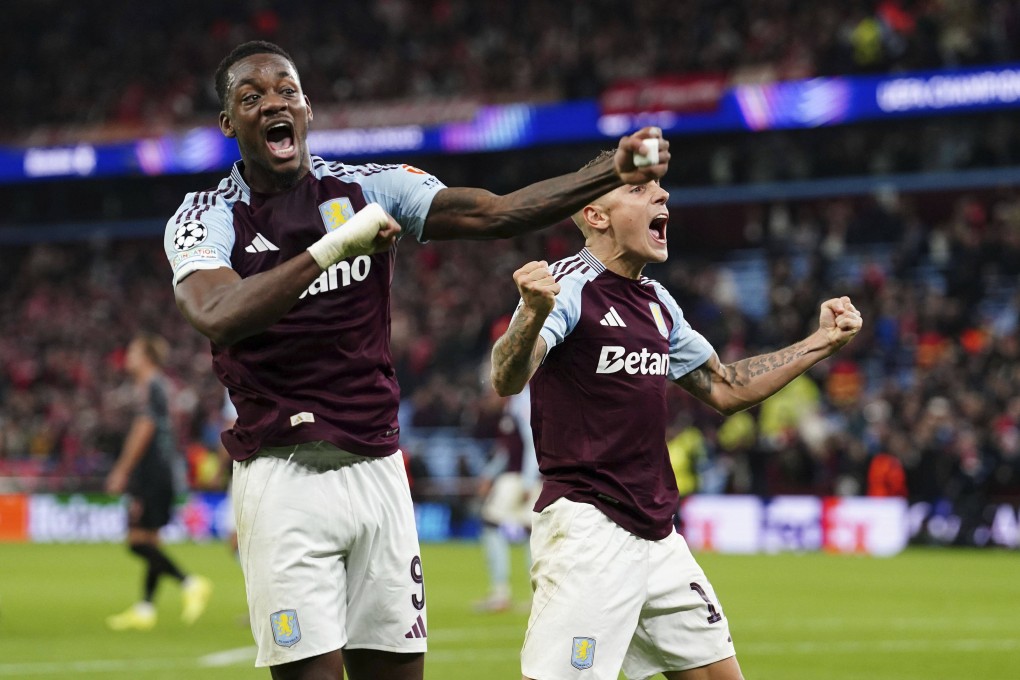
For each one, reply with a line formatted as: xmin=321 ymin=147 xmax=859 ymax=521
xmin=490 ymin=150 xmax=863 ymax=680
xmin=105 ymin=333 xmax=212 ymax=631
xmin=475 ymin=384 xmax=541 ymax=613
xmin=165 ymin=41 xmax=669 ymax=680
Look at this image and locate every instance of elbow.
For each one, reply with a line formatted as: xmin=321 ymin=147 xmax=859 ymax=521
xmin=713 ymin=398 xmax=749 ymax=418
xmin=490 ymin=372 xmax=524 ymax=398
xmin=192 ymin=315 xmax=247 ymax=347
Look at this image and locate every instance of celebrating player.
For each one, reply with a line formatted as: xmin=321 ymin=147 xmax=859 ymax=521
xmin=105 ymin=333 xmax=213 ymax=631
xmin=164 ymin=41 xmax=669 ymax=680
xmin=490 ymin=149 xmax=862 ymax=680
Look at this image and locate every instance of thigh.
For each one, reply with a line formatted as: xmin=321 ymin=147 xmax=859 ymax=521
xmin=521 ymin=499 xmax=647 ymax=680
xmin=663 ymin=655 xmax=744 ymax=680
xmin=234 ymin=455 xmax=350 ymax=668
xmin=343 ymin=452 xmax=428 ymax=655
xmin=623 ymin=532 xmax=736 ymax=680
xmin=480 ymin=473 xmax=523 ymax=525
xmin=344 ymin=648 xmax=424 ymax=680
xmin=127 ymin=468 xmax=174 ymax=530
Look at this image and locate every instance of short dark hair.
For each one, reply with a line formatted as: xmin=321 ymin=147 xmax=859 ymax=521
xmin=214 ymin=40 xmax=297 ymax=109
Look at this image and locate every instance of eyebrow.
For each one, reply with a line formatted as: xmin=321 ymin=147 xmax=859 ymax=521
xmin=233 ymin=71 xmax=297 ymax=92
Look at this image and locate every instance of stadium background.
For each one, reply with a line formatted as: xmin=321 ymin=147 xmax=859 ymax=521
xmin=1 ymin=1 xmax=1019 ymax=678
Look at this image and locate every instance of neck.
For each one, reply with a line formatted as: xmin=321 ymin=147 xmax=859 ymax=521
xmin=586 ymin=239 xmax=646 ymax=280
xmin=240 ymin=153 xmax=311 ymax=194
xmin=134 ymin=365 xmax=157 ymax=386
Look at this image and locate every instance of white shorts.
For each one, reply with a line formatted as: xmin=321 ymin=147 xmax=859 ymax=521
xmin=233 ymin=443 xmax=427 ymax=667
xmin=480 ymin=473 xmax=541 ymax=529
xmin=521 ymin=498 xmax=735 ymax=680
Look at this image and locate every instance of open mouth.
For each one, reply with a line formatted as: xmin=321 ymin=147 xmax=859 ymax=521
xmin=265 ymin=122 xmax=296 ymax=159
xmin=649 ymin=215 xmax=668 ymax=243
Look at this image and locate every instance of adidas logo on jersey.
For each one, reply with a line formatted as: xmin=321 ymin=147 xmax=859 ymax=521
xmin=245 ymin=233 xmax=279 ymax=253
xmin=596 ymin=345 xmax=669 ymax=375
xmin=599 ymin=307 xmax=627 ymax=327
xmin=299 ymin=255 xmax=372 ymax=299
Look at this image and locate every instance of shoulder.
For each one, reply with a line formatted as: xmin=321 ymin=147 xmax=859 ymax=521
xmin=311 ymin=157 xmax=423 ymax=183
xmin=549 ymin=250 xmax=604 ymax=287
xmin=640 ymin=276 xmax=683 ymax=321
xmin=167 ymin=175 xmax=243 ymax=232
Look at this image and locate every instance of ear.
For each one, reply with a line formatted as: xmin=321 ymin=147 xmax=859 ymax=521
xmin=219 ymin=111 xmax=235 ymax=138
xmin=582 ymin=204 xmax=610 ymax=234
xmin=304 ymin=95 xmax=313 ymax=125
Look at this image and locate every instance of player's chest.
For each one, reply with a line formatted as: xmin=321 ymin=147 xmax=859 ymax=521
xmin=572 ymin=289 xmax=672 ymax=377
xmin=231 ymin=182 xmax=370 ymax=274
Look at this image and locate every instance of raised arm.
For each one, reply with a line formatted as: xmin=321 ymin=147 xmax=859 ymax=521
xmin=175 ymin=207 xmax=401 ymax=346
xmin=676 ymin=297 xmax=863 ymax=415
xmin=422 ymin=127 xmax=669 ymax=241
xmin=490 ymin=261 xmax=559 ymax=396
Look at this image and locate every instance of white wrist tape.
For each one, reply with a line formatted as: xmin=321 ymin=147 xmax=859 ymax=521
xmin=633 ymin=137 xmax=660 ymax=167
xmin=306 ymin=202 xmax=388 ymax=269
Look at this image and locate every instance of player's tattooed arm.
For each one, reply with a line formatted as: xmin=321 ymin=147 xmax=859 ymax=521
xmin=422 ymin=127 xmax=669 ymax=241
xmin=491 ymin=313 xmax=548 ymax=396
xmin=676 ymin=296 xmax=863 ymax=414
xmin=490 ymin=261 xmax=559 ymax=396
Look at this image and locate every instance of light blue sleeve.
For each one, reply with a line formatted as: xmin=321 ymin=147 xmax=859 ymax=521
xmin=354 ymin=163 xmax=447 ymax=243
xmin=650 ymin=281 xmax=715 ymax=381
xmin=536 ymin=271 xmax=585 ymax=358
xmin=164 ymin=193 xmax=236 ymax=287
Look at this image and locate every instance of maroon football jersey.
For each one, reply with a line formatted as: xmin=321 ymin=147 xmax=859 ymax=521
xmin=165 ymin=158 xmax=445 ymax=460
xmin=529 ymin=249 xmax=714 ymax=539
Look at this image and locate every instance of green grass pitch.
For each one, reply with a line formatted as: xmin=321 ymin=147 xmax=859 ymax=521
xmin=0 ymin=541 xmax=1016 ymax=679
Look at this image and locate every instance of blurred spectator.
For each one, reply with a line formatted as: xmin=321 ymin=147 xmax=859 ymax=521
xmin=7 ymin=0 xmax=1020 ymax=141
xmin=4 ymin=185 xmax=1019 ymax=511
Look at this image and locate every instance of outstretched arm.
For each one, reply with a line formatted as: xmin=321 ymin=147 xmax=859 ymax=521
xmin=490 ymin=262 xmax=559 ymax=396
xmin=676 ymin=297 xmax=863 ymax=415
xmin=422 ymin=127 xmax=669 ymax=240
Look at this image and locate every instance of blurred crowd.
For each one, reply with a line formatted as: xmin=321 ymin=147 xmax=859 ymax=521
xmin=8 ymin=0 xmax=1020 ymax=140
xmin=4 ymin=0 xmax=1020 ymax=551
xmin=1 ymin=187 xmax=1018 ymax=533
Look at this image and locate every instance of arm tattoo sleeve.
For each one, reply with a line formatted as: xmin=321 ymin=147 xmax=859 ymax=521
xmin=491 ymin=310 xmax=546 ymax=391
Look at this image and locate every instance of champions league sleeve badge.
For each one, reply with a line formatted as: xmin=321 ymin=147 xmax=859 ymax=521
xmin=571 ymin=636 xmax=596 ymax=670
xmin=270 ymin=609 xmax=302 ymax=647
xmin=172 ymin=221 xmax=209 ymax=251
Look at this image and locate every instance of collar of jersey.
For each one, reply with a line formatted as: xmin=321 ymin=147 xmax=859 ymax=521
xmin=230 ymin=162 xmax=251 ymax=199
xmin=579 ymin=247 xmax=606 ymax=274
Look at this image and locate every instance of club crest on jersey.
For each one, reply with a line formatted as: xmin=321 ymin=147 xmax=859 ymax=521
xmin=318 ymin=197 xmax=355 ymax=232
xmin=649 ymin=302 xmax=669 ymax=338
xmin=270 ymin=609 xmax=301 ymax=647
xmin=571 ymin=637 xmax=596 ymax=670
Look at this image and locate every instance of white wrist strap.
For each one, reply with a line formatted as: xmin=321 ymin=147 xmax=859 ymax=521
xmin=306 ymin=202 xmax=389 ymax=270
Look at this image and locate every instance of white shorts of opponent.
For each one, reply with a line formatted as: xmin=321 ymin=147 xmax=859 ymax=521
xmin=522 ymin=498 xmax=735 ymax=680
xmin=233 ymin=443 xmax=427 ymax=668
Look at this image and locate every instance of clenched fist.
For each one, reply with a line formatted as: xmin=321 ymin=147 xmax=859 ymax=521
xmin=819 ymin=296 xmax=863 ymax=351
xmin=513 ymin=261 xmax=560 ymax=317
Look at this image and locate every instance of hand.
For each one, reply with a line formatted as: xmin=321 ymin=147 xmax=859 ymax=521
xmin=513 ymin=261 xmax=559 ymax=317
xmin=105 ymin=467 xmax=129 ymax=495
xmin=614 ymin=126 xmax=670 ymax=185
xmin=819 ymin=296 xmax=862 ymax=351
xmin=370 ymin=212 xmax=402 ymax=254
